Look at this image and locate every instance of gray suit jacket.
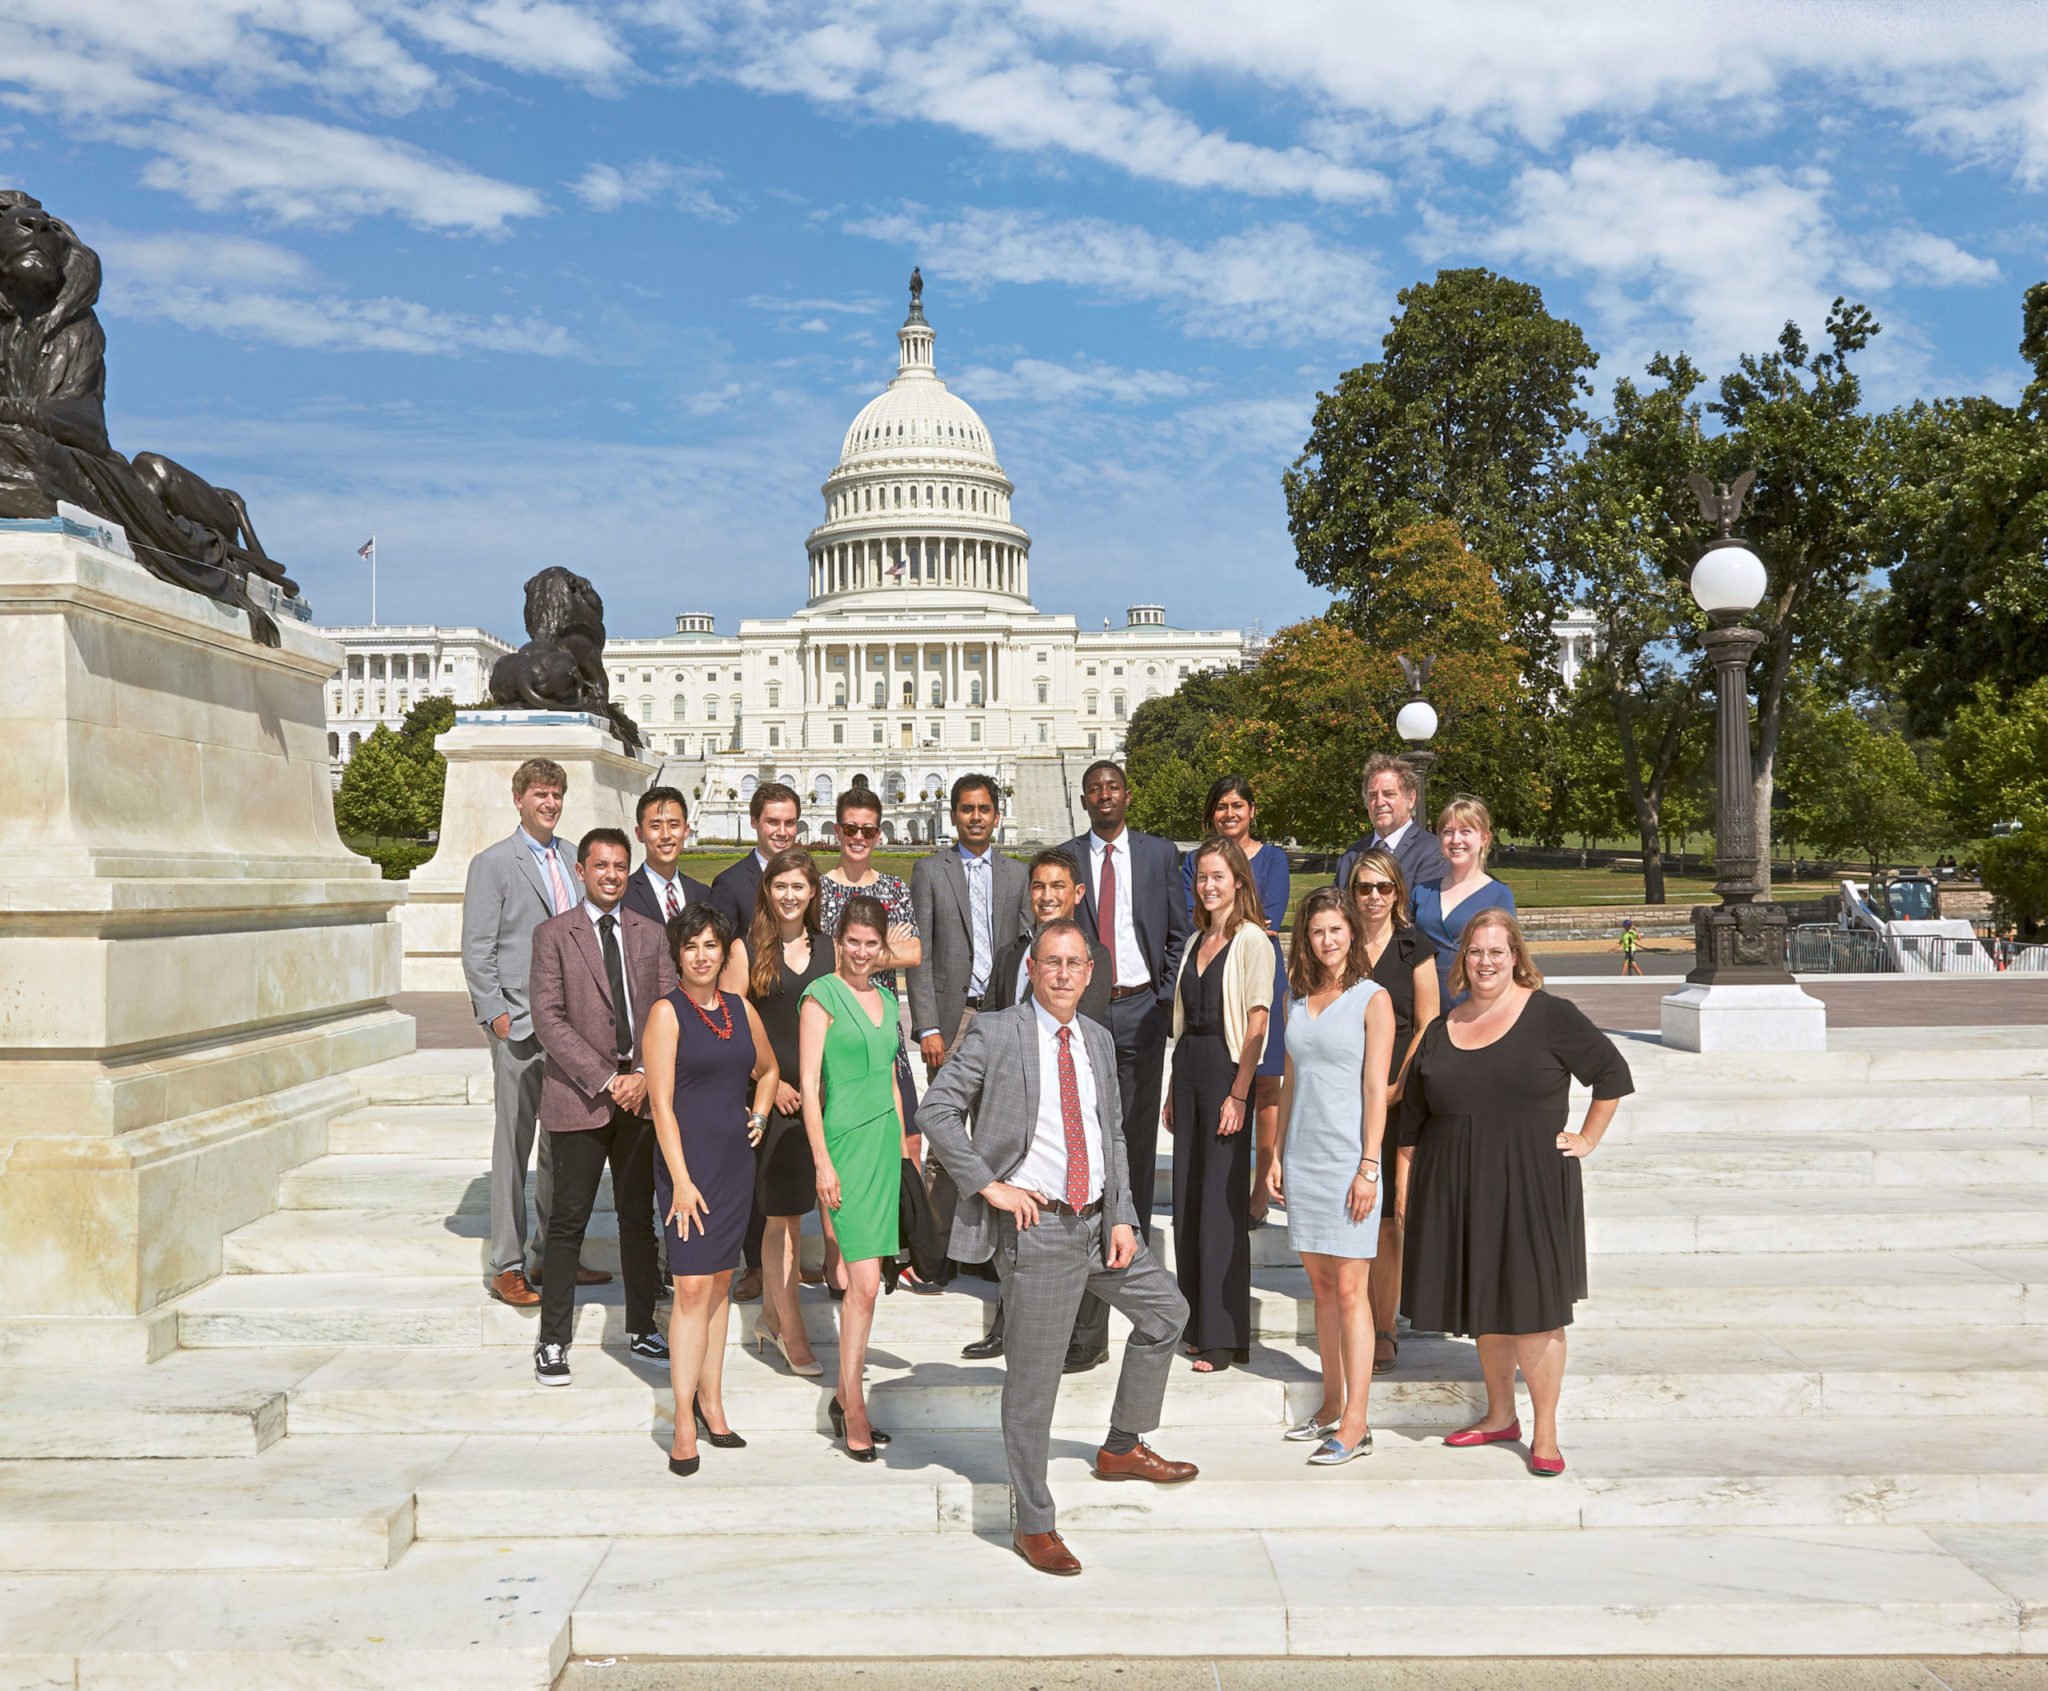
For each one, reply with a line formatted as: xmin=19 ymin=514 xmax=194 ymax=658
xmin=462 ymin=828 xmax=580 ymax=1040
xmin=918 ymin=1002 xmax=1136 ymax=1263
xmin=1335 ymin=823 xmax=1448 ymax=902
xmin=907 ymin=846 xmax=1031 ymax=1039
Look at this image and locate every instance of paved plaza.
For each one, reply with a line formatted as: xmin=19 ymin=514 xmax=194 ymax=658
xmin=5 ymin=1017 xmax=2048 ymax=1681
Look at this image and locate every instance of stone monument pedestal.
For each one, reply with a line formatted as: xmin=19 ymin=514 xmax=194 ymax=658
xmin=399 ymin=711 xmax=652 ymax=993
xmin=0 ymin=530 xmax=413 ymax=1361
xmin=1660 ymin=981 xmax=1829 ymax=1052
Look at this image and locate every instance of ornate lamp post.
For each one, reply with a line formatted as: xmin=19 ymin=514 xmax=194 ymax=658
xmin=1661 ymin=474 xmax=1825 ymax=1051
xmin=1394 ymin=654 xmax=1438 ymax=823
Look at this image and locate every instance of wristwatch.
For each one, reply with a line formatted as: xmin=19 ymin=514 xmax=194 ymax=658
xmin=1359 ymin=1164 xmax=1380 ymax=1183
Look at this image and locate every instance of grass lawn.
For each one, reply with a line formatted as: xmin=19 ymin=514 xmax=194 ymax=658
xmin=675 ymin=849 xmax=1838 ymax=924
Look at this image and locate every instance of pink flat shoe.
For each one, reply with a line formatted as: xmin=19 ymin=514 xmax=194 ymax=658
xmin=1444 ymin=1418 xmax=1522 ymax=1449
xmin=1529 ymin=1452 xmax=1566 ymax=1477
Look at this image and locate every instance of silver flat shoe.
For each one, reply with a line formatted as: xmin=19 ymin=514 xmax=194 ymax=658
xmin=1307 ymin=1430 xmax=1374 ymax=1466
xmin=1284 ymin=1414 xmax=1338 ymax=1443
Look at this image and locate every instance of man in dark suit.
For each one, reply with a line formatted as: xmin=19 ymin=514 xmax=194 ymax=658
xmin=1334 ymin=753 xmax=1447 ymax=898
xmin=622 ymin=785 xmax=710 ymax=929
xmin=527 ymin=827 xmax=679 ymax=1387
xmin=708 ymin=780 xmax=803 ymax=936
xmin=1063 ymin=759 xmax=1190 ymax=1372
xmin=962 ymin=846 xmax=1113 ymax=1360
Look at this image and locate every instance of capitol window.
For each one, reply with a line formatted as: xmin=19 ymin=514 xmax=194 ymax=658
xmin=1112 ymin=665 xmax=1124 ymax=676
xmin=1036 ymin=721 xmax=1049 ymax=743
xmin=969 ymin=721 xmax=981 ymax=743
xmin=834 ymin=684 xmax=846 ymax=707
xmin=769 ymin=726 xmax=781 ymax=748
xmin=969 ymin=679 xmax=982 ymax=706
xmin=1035 ymin=679 xmax=1049 ymax=704
xmin=705 ymin=697 xmax=719 ymax=720
xmin=673 ymin=694 xmax=686 ymax=718
xmin=872 ymin=724 xmax=884 ymax=744
xmin=767 ymin=685 xmax=780 ymax=708
xmin=832 ymin=723 xmax=844 ymax=745
xmin=1112 ymin=693 xmax=1127 ymax=720
xmin=1084 ymin=691 xmax=1098 ymax=715
xmin=929 ymin=681 xmax=942 ymax=707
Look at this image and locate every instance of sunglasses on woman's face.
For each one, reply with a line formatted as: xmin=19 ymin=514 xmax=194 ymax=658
xmin=839 ymin=823 xmax=880 ymax=842
xmin=1351 ymin=880 xmax=1397 ymax=897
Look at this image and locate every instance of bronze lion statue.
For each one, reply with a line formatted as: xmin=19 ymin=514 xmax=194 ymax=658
xmin=488 ymin=566 xmax=643 ymax=753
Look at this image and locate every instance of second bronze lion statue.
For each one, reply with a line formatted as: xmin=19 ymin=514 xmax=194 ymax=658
xmin=488 ymin=566 xmax=643 ymax=753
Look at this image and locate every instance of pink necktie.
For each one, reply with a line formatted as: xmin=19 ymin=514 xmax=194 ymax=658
xmin=1056 ymin=1027 xmax=1089 ymax=1208
xmin=1096 ymin=845 xmax=1116 ymax=952
xmin=543 ymin=850 xmax=573 ymax=915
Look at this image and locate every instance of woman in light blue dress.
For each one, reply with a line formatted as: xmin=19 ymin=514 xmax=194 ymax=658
xmin=1268 ymin=887 xmax=1394 ymax=1467
xmin=1412 ymin=794 xmax=1516 ymax=1004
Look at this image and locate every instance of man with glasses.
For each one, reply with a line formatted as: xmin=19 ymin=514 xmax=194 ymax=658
xmin=1334 ymin=753 xmax=1445 ymax=901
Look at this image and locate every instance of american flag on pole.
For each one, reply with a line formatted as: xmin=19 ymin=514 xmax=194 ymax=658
xmin=356 ymin=538 xmax=375 ymax=561
xmin=887 ymin=553 xmax=905 ymax=579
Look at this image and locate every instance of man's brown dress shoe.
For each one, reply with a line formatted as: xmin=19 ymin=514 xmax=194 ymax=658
xmin=576 ymin=1264 xmax=612 ymax=1285
xmin=1093 ymin=1440 xmax=1199 ymax=1484
xmin=489 ymin=1268 xmax=540 ymax=1307
xmin=733 ymin=1268 xmax=763 ymax=1302
xmin=1012 ymin=1529 xmax=1082 ymax=1576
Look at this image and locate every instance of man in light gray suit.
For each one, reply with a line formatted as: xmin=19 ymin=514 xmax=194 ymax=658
xmin=461 ymin=756 xmax=611 ymax=1307
xmin=908 ymin=773 xmax=1031 ymax=1272
xmin=919 ymin=919 xmax=1197 ymax=1578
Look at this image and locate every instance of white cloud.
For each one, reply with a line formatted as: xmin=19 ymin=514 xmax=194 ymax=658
xmin=573 ymin=158 xmax=734 ymax=221
xmin=139 ymin=112 xmax=544 ymax=233
xmin=797 ymin=318 xmax=830 ymax=333
xmin=97 ymin=228 xmax=579 ymax=357
xmin=951 ymin=356 xmax=1203 ymax=405
xmin=400 ymin=0 xmax=632 ymax=85
xmin=847 ymin=206 xmax=1385 ymax=344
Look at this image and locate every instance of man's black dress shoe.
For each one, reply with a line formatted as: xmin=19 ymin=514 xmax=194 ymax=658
xmin=961 ymin=1332 xmax=1005 ymax=1359
xmin=1062 ymin=1344 xmax=1109 ymax=1375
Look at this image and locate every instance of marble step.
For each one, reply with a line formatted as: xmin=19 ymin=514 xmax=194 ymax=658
xmin=279 ymin=1328 xmax=2048 ymax=1438
xmin=408 ymin=1420 xmax=2048 ymax=1540
xmin=326 ymin=1103 xmax=494 ymax=1155
xmin=1580 ymin=1131 xmax=2048 ymax=1190
xmin=567 ymin=1524 xmax=2042 ymax=1657
xmin=0 ymin=1539 xmax=603 ymax=1690
xmin=277 ymin=1154 xmax=605 ymax=1214
xmin=177 ymin=1247 xmax=2047 ymax=1352
xmin=1585 ymin=1185 xmax=2048 ymax=1254
xmin=0 ymin=1350 xmax=334 ymax=1459
xmin=0 ymin=1437 xmax=461 ymax=1571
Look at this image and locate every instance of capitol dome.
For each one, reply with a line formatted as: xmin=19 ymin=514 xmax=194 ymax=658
xmin=805 ymin=274 xmax=1032 ymax=610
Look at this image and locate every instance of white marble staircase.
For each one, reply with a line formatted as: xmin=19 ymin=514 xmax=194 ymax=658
xmin=4 ymin=1030 xmax=2048 ymax=1684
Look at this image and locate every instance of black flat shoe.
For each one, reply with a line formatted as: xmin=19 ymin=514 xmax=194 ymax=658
xmin=828 ymin=1395 xmax=891 ymax=1448
xmin=961 ymin=1333 xmax=1005 ymax=1359
xmin=1062 ymin=1345 xmax=1109 ymax=1375
xmin=668 ymin=1452 xmax=699 ymax=1477
xmin=692 ymin=1394 xmax=746 ymax=1450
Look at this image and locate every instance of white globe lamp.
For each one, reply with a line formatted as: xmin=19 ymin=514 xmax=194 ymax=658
xmin=1690 ymin=542 xmax=1767 ymax=620
xmin=1395 ymin=698 xmax=1438 ymax=744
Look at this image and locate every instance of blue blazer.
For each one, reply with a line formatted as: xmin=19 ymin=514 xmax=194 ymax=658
xmin=1064 ymin=828 xmax=1191 ymax=1013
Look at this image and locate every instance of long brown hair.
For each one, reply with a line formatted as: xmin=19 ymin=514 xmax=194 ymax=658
xmin=1188 ymin=835 xmax=1264 ymax=935
xmin=1447 ymin=908 xmax=1545 ymax=998
xmin=1287 ymin=886 xmax=1369 ymax=998
xmin=747 ymin=847 xmax=820 ymax=999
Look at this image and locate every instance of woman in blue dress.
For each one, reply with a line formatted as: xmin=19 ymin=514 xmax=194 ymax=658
xmin=644 ymin=903 xmax=780 ymax=1477
xmin=1182 ymin=775 xmax=1292 ymax=1223
xmin=1268 ymin=888 xmax=1394 ymax=1467
xmin=1411 ymin=794 xmax=1516 ymax=1004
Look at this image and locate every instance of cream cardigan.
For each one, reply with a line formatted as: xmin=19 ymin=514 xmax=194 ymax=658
xmin=1170 ymin=919 xmax=1277 ymax=1064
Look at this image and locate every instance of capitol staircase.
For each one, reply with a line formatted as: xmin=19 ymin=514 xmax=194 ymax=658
xmin=4 ymin=1030 xmax=2048 ymax=1682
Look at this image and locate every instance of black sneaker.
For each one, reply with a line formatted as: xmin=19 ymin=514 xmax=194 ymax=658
xmin=628 ymin=1330 xmax=669 ymax=1362
xmin=534 ymin=1341 xmax=571 ymax=1386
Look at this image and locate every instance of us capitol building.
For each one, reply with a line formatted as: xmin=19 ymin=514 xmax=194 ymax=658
xmin=319 ymin=283 xmax=1255 ymax=843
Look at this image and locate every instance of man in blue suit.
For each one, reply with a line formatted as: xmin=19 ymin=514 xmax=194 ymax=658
xmin=1333 ymin=753 xmax=1446 ymax=898
xmin=1062 ymin=759 xmax=1189 ymax=1372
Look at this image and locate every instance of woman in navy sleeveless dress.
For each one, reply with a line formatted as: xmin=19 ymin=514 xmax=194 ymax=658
xmin=646 ymin=904 xmax=779 ymax=1475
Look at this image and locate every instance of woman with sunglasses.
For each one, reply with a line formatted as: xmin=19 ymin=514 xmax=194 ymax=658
xmin=1181 ymin=775 xmax=1292 ymax=1225
xmin=1346 ymin=848 xmax=1439 ymax=1375
xmin=818 ymin=787 xmax=924 ymax=1291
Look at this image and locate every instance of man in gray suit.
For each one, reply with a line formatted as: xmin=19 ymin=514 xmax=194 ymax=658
xmin=909 ymin=773 xmax=1031 ymax=1271
xmin=1333 ymin=752 xmax=1447 ymax=898
xmin=920 ymin=919 xmax=1197 ymax=1577
xmin=461 ymin=756 xmax=611 ymax=1307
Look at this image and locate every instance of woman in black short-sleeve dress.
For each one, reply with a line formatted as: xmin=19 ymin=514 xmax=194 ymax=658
xmin=1398 ymin=908 xmax=1632 ymax=1479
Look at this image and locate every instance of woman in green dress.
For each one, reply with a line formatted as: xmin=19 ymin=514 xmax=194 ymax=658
xmin=799 ymin=894 xmax=906 ymax=1462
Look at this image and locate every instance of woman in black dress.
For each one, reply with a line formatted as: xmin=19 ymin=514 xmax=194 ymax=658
xmin=1399 ymin=909 xmax=1632 ymax=1478
xmin=723 ymin=847 xmax=832 ymax=1378
xmin=1346 ymin=848 xmax=1440 ymax=1375
xmin=644 ymin=904 xmax=780 ymax=1476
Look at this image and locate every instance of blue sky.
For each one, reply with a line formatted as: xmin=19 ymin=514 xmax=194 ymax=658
xmin=3 ymin=1 xmax=2043 ymax=641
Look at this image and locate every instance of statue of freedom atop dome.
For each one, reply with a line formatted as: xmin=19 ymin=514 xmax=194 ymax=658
xmin=0 ymin=188 xmax=295 ymax=641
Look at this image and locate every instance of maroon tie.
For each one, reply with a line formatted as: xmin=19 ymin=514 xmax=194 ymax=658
xmin=1096 ymin=844 xmax=1116 ymax=953
xmin=1056 ymin=1026 xmax=1089 ymax=1208
xmin=663 ymin=880 xmax=681 ymax=921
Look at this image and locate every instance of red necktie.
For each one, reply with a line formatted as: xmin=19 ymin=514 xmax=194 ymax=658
xmin=1096 ymin=843 xmax=1117 ymax=952
xmin=1056 ymin=1026 xmax=1089 ymax=1208
xmin=663 ymin=880 xmax=681 ymax=920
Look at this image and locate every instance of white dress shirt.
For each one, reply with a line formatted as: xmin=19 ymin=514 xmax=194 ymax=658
xmin=1374 ymin=819 xmax=1413 ymax=853
xmin=1010 ymin=1000 xmax=1104 ymax=1205
xmin=642 ymin=864 xmax=689 ymax=918
xmin=583 ymin=897 xmax=634 ymax=1057
xmin=1088 ymin=830 xmax=1149 ymax=989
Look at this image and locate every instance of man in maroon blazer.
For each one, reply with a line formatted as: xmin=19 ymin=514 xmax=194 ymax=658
xmin=528 ymin=826 xmax=679 ymax=1386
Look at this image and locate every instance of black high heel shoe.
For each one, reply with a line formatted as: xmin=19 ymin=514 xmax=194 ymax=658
xmin=692 ymin=1394 xmax=746 ymax=1450
xmin=668 ymin=1451 xmax=699 ymax=1477
xmin=828 ymin=1394 xmax=889 ymax=1459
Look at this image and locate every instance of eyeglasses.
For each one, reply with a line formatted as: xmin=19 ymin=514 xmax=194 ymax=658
xmin=1351 ymin=881 xmax=1397 ymax=897
xmin=838 ymin=823 xmax=880 ymax=841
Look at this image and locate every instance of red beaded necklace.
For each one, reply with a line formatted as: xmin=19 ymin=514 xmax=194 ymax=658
xmin=684 ymin=989 xmax=733 ymax=1040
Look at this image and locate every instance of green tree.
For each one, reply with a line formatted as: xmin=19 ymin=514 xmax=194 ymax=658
xmin=1981 ymin=813 xmax=2048 ymax=932
xmin=1940 ymin=676 xmax=2048 ymax=836
xmin=1122 ymin=666 xmax=1256 ymax=837
xmin=1868 ymin=284 xmax=2048 ymax=736
xmin=1778 ymin=702 xmax=1936 ymax=873
xmin=397 ymin=692 xmax=458 ymax=834
xmin=1284 ymin=268 xmax=1595 ymax=663
xmin=335 ymin=724 xmax=433 ymax=844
